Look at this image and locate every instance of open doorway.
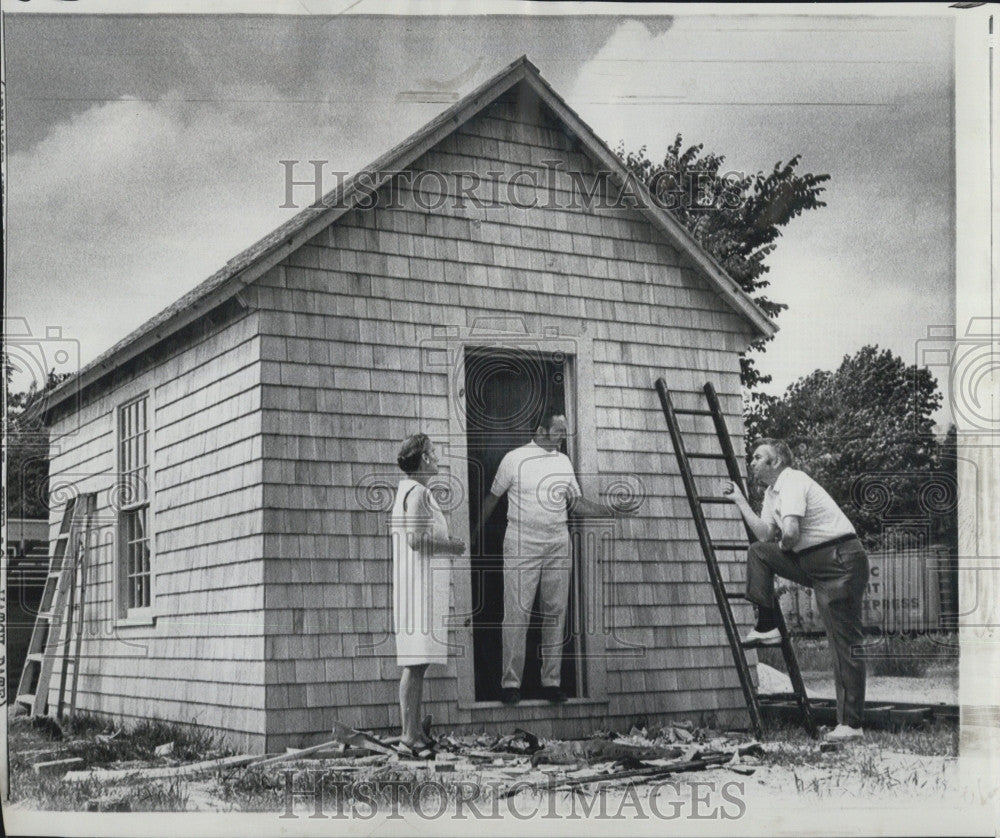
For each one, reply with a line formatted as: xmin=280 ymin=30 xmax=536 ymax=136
xmin=464 ymin=346 xmax=581 ymax=702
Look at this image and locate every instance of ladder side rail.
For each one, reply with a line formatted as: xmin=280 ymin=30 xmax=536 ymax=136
xmin=56 ymin=534 xmax=79 ymax=720
xmin=19 ymin=499 xmax=76 ymax=660
xmin=68 ymin=497 xmax=96 ymax=727
xmin=702 ymin=383 xmax=756 ymax=543
xmin=655 ymin=378 xmax=764 ymax=738
xmin=771 ymin=607 xmax=817 ymax=736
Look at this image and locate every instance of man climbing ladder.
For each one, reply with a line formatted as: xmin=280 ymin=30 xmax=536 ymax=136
xmin=720 ymin=438 xmax=870 ymax=743
xmin=655 ymin=378 xmax=815 ymax=740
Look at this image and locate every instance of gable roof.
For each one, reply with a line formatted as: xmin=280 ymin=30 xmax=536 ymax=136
xmin=42 ymin=55 xmax=777 ymax=419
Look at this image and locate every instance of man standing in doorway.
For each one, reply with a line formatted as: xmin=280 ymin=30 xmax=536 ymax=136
xmin=477 ymin=409 xmax=618 ymax=705
xmin=721 ymin=438 xmax=870 ymax=742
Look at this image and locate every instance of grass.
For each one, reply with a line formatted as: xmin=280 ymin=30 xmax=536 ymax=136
xmin=214 ymin=762 xmax=501 ymax=813
xmin=856 ymin=633 xmax=959 ymax=678
xmin=788 ymin=761 xmax=952 ymax=798
xmin=7 ymin=712 xmax=228 ymax=811
xmin=213 ymin=764 xmax=288 ymax=812
xmin=761 ymin=718 xmax=957 ymax=759
xmin=7 ymin=708 xmax=960 ymax=811
xmin=8 ymin=772 xmax=191 ymax=812
xmin=783 ymin=743 xmax=954 ymax=799
xmin=761 ymin=717 xmax=957 ymax=799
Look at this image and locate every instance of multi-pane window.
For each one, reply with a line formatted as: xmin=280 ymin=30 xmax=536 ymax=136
xmin=118 ymin=396 xmax=151 ymax=612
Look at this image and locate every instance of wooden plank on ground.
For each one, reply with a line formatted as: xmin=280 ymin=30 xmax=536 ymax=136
xmin=249 ymin=739 xmax=345 ymax=768
xmin=34 ymin=757 xmax=84 ymax=775
xmin=63 ymin=753 xmax=260 ymax=783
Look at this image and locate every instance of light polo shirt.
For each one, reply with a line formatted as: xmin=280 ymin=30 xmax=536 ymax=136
xmin=762 ymin=467 xmax=856 ymax=552
xmin=491 ymin=441 xmax=581 ymax=547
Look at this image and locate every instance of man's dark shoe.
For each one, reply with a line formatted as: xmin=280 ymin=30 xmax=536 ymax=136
xmin=542 ymin=686 xmax=568 ymax=703
xmin=500 ymin=688 xmax=521 ymax=705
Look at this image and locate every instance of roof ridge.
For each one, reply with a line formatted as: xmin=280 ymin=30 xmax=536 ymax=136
xmin=42 ymin=55 xmax=774 ymax=417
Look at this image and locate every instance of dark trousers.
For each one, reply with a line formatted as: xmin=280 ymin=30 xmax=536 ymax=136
xmin=746 ymin=539 xmax=870 ymax=728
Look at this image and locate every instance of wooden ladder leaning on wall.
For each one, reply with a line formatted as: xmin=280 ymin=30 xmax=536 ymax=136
xmin=15 ymin=492 xmax=97 ymax=721
xmin=654 ymin=378 xmax=816 ymax=740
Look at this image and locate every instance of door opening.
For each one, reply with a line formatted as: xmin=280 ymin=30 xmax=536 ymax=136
xmin=464 ymin=346 xmax=581 ymax=702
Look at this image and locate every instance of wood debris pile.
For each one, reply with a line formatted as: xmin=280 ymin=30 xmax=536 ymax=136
xmin=50 ymin=718 xmax=765 ymax=797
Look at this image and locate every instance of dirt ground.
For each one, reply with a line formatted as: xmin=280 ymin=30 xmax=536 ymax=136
xmin=5 ymin=637 xmax=986 ymax=834
xmin=802 ymin=672 xmax=958 ymax=706
xmin=760 ymin=637 xmax=959 ymax=707
xmin=74 ymin=730 xmax=991 ymax=838
xmin=4 ymin=706 xmax=981 ymax=830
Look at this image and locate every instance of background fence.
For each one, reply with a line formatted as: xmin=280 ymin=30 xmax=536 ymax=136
xmin=782 ymin=544 xmax=957 ymax=635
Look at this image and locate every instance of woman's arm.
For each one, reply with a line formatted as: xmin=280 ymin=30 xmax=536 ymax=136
xmin=403 ymin=487 xmax=465 ymax=554
xmin=407 ymin=530 xmax=464 ymax=554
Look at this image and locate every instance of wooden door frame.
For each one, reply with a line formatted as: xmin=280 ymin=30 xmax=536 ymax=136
xmin=424 ymin=322 xmax=608 ymax=715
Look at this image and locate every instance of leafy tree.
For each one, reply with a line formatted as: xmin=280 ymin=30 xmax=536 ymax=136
xmin=4 ymin=360 xmax=70 ymax=519
xmin=618 ymin=135 xmax=830 ymax=390
xmin=745 ymin=345 xmax=952 ymax=547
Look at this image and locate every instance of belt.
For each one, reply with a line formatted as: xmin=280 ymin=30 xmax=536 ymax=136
xmin=794 ymin=533 xmax=859 ymax=559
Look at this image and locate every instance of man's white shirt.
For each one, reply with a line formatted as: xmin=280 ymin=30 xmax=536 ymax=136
xmin=491 ymin=441 xmax=581 ymax=549
xmin=761 ymin=467 xmax=856 ymax=552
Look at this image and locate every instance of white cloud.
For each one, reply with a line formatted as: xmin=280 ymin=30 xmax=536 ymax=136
xmin=6 ymin=40 xmax=499 ymax=388
xmin=7 ymin=90 xmax=369 ymax=385
xmin=568 ymin=15 xmax=954 ymax=422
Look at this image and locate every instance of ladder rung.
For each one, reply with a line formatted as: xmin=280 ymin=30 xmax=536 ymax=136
xmin=725 ymin=591 xmax=747 ymax=600
xmin=712 ymin=541 xmax=749 ymax=551
xmin=697 ymin=496 xmax=732 ymax=504
xmin=37 ymin=612 xmax=54 ymax=621
xmin=15 ymin=694 xmax=35 ymax=706
xmin=26 ymin=653 xmax=44 ymax=664
xmin=687 ymin=452 xmax=727 ymax=460
xmin=673 ymin=408 xmax=714 ymax=417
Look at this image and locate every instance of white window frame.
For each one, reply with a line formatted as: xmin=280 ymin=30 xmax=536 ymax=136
xmin=115 ymin=392 xmax=155 ymax=624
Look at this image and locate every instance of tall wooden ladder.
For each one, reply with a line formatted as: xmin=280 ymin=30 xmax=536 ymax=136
xmin=655 ymin=378 xmax=816 ymax=739
xmin=15 ymin=492 xmax=96 ymax=718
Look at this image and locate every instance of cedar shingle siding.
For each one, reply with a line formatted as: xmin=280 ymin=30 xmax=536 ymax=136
xmin=46 ymin=306 xmax=268 ymax=752
xmin=42 ymin=69 xmax=764 ymax=752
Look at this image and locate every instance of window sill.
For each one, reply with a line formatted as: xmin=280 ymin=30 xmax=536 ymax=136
xmin=115 ymin=611 xmax=156 ymax=628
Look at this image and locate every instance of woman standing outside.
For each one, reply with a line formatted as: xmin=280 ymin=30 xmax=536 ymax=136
xmin=391 ymin=434 xmax=465 ymax=758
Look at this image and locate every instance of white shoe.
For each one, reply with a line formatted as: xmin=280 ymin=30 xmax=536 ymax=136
xmin=742 ymin=627 xmax=781 ymax=647
xmin=824 ymin=724 xmax=864 ymax=742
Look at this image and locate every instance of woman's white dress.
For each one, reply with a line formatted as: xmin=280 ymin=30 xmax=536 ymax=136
xmin=391 ymin=478 xmax=452 ymax=666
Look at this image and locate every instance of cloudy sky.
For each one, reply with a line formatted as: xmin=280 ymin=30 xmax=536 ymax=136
xmin=4 ymin=6 xmax=958 ymax=422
